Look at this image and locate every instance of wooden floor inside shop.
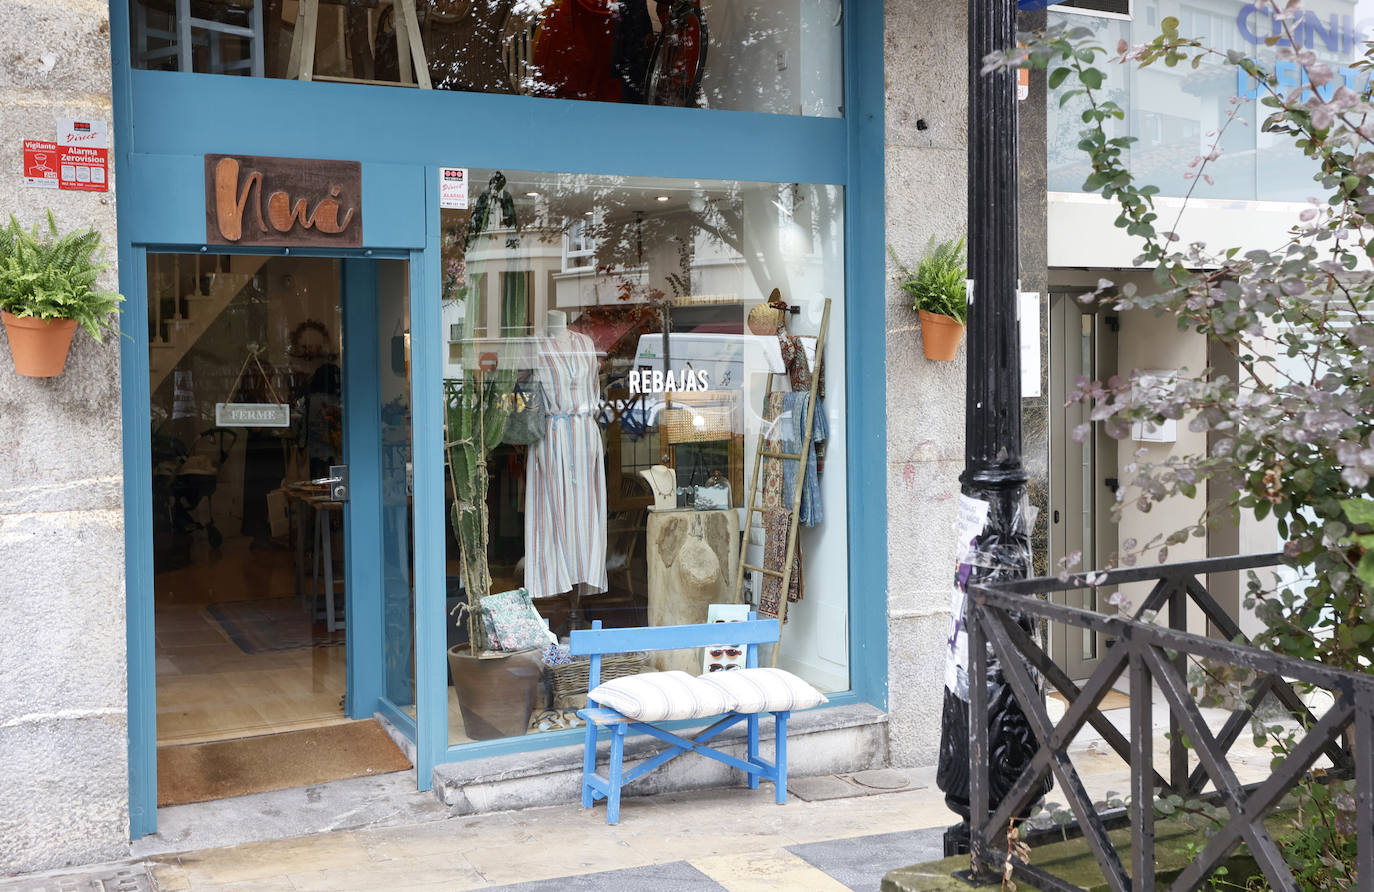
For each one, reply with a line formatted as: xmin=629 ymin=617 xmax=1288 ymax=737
xmin=155 ymin=534 xmax=349 ymax=747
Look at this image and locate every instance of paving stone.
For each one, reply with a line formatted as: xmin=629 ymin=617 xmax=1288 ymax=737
xmin=481 ymin=861 xmax=726 ymax=892
xmin=789 ymin=829 xmax=945 ymax=892
xmin=0 ymin=865 xmax=151 ymax=892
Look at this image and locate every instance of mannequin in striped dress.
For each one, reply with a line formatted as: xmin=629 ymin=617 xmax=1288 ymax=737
xmin=524 ymin=310 xmax=608 ymax=608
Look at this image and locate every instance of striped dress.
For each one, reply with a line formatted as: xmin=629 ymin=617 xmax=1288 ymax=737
xmin=524 ymin=330 xmax=608 ymax=598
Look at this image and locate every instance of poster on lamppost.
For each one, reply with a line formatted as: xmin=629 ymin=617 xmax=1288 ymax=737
xmin=944 ymin=494 xmax=990 ymax=702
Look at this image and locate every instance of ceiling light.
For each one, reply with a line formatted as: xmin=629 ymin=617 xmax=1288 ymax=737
xmin=656 ymin=195 xmax=670 ymax=202
xmin=526 ymin=192 xmax=540 ymax=198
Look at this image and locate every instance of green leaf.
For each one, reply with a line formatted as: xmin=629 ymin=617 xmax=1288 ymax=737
xmin=1358 ymin=551 xmax=1374 ymax=588
xmin=1048 ymin=67 xmax=1071 ymax=89
xmin=1080 ymin=68 xmax=1104 ymax=90
xmin=1342 ymin=498 xmax=1374 ymax=527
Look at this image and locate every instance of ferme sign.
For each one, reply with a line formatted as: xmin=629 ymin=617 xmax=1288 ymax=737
xmin=205 ymin=154 xmax=362 ymax=248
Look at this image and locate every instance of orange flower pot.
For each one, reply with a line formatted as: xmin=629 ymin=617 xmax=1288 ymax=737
xmin=918 ymin=309 xmax=965 ymax=361
xmin=2 ymin=311 xmax=78 ymax=377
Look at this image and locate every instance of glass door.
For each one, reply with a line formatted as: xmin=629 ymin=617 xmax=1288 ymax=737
xmin=146 ymin=253 xmax=412 ymax=806
xmin=1049 ymin=293 xmax=1118 ymax=681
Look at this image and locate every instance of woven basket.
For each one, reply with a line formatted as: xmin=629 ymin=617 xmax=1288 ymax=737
xmin=551 ymin=652 xmax=646 ymax=709
xmin=659 ymin=391 xmax=739 ymax=444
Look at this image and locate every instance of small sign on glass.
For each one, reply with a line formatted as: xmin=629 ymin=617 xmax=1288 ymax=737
xmin=215 ymin=402 xmax=291 ymax=428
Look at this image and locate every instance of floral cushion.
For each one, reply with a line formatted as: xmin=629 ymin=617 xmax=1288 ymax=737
xmin=480 ymin=588 xmax=552 ymax=652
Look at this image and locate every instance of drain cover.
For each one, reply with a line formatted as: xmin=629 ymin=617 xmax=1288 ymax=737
xmin=1 ymin=866 xmax=151 ymax=892
xmin=851 ymin=769 xmax=912 ymax=791
xmin=788 ymin=775 xmax=862 ymax=801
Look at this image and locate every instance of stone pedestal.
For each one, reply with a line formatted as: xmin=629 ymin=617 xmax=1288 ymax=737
xmin=645 ymin=508 xmax=741 ymax=674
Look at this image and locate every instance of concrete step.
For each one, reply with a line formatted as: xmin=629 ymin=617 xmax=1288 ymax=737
xmin=431 ymin=702 xmax=889 ymax=817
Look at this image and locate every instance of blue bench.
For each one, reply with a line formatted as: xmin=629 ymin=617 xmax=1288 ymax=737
xmin=571 ymin=616 xmax=808 ymax=824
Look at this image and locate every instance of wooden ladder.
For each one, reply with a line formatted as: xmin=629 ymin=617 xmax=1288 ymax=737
xmin=732 ymin=298 xmax=831 ymax=667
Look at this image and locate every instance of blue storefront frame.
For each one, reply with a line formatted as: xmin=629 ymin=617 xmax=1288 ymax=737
xmin=111 ymin=1 xmax=887 ymax=839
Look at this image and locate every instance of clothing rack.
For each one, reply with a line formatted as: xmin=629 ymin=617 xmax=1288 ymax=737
xmin=732 ymin=297 xmax=831 ymax=667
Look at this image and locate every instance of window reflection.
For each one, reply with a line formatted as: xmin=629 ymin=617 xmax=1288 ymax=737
xmin=440 ymin=170 xmax=849 ymax=744
xmin=129 ymin=0 xmax=845 ymax=117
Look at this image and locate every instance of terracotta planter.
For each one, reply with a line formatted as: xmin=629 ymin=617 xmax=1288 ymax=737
xmin=2 ymin=311 xmax=78 ymax=377
xmin=918 ymin=309 xmax=965 ymax=361
xmin=448 ymin=645 xmax=545 ymax=740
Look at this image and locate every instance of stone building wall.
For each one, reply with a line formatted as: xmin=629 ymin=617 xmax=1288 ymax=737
xmin=0 ymin=0 xmax=129 ymax=872
xmin=883 ymin=0 xmax=1048 ymax=769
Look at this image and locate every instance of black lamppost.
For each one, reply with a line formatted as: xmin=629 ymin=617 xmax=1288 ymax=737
xmin=934 ymin=0 xmax=1045 ymax=855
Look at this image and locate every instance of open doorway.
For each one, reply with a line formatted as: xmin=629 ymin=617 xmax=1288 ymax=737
xmin=147 ymin=253 xmax=411 ymax=806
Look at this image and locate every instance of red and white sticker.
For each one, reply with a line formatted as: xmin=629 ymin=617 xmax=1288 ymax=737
xmin=439 ymin=167 xmax=468 ymax=209
xmin=23 ymin=139 xmax=59 ymax=189
xmin=58 ymin=145 xmax=108 ymax=191
xmin=56 ymin=118 xmax=109 ymax=192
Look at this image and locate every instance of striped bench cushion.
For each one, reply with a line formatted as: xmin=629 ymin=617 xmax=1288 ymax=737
xmin=697 ymin=668 xmax=828 ymax=714
xmin=589 ymin=671 xmax=734 ymax=722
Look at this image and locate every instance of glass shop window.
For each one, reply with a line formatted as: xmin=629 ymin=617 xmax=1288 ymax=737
xmin=127 ymin=0 xmax=845 ymax=117
xmin=438 ymin=169 xmax=848 ymax=745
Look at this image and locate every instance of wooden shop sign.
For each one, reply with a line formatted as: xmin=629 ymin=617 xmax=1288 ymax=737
xmin=205 ymin=154 xmax=362 ymax=248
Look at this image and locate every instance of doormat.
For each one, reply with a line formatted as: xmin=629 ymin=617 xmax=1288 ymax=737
xmin=788 ymin=769 xmax=922 ymax=802
xmin=205 ymin=597 xmax=344 ymax=654
xmin=1048 ymin=689 xmax=1131 ymax=711
xmin=156 ymin=720 xmax=412 ymax=807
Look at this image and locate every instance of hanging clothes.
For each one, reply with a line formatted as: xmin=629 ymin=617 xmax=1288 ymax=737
xmin=426 ymin=0 xmax=518 ymax=94
xmin=611 ymin=0 xmax=655 ymax=103
xmin=532 ymin=0 xmax=621 ymax=102
xmin=524 ymin=330 xmax=608 ymax=598
xmin=780 ymin=391 xmax=827 ymax=527
xmin=758 ymin=325 xmax=824 ymax=620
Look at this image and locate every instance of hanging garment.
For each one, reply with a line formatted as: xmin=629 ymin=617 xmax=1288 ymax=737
xmin=524 ymin=330 xmax=608 ymax=598
xmin=780 ymin=392 xmax=827 ymax=527
xmin=532 ymin=0 xmax=621 ymax=102
xmin=759 ymin=506 xmax=802 ymax=620
xmin=611 ymin=0 xmax=655 ymax=103
xmin=757 ymin=325 xmax=825 ymax=619
xmin=760 ymin=391 xmax=802 ymax=618
xmin=426 ymin=0 xmax=518 ymax=94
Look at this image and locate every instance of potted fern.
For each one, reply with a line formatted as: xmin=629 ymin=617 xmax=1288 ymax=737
xmin=0 ymin=212 xmax=123 ymax=377
xmin=890 ymin=237 xmax=968 ymax=361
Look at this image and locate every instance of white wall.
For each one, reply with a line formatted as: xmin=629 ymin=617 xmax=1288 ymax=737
xmin=1049 ymin=193 xmax=1308 ymax=269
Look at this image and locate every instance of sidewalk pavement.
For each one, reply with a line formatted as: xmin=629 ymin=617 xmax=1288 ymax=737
xmin=0 ymin=697 xmax=1281 ymax=892
xmin=4 ymin=770 xmax=952 ymax=892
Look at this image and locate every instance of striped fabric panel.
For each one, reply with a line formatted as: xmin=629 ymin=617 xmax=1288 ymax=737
xmin=590 ymin=671 xmax=734 ymax=722
xmin=697 ymin=668 xmax=828 ymax=714
xmin=524 ymin=331 xmax=608 ymax=599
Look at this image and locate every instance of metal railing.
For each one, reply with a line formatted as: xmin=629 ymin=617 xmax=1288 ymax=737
xmin=964 ymin=554 xmax=1374 ymax=892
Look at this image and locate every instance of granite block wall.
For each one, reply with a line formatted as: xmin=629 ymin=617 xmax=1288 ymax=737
xmin=0 ymin=0 xmax=129 ymax=871
xmin=883 ymin=0 xmax=1047 ymax=769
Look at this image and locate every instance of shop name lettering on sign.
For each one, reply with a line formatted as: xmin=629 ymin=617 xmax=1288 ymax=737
xmin=205 ymin=154 xmax=362 ymax=248
xmin=629 ymin=369 xmax=710 ymax=394
xmin=1233 ymin=5 xmax=1374 ymax=99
